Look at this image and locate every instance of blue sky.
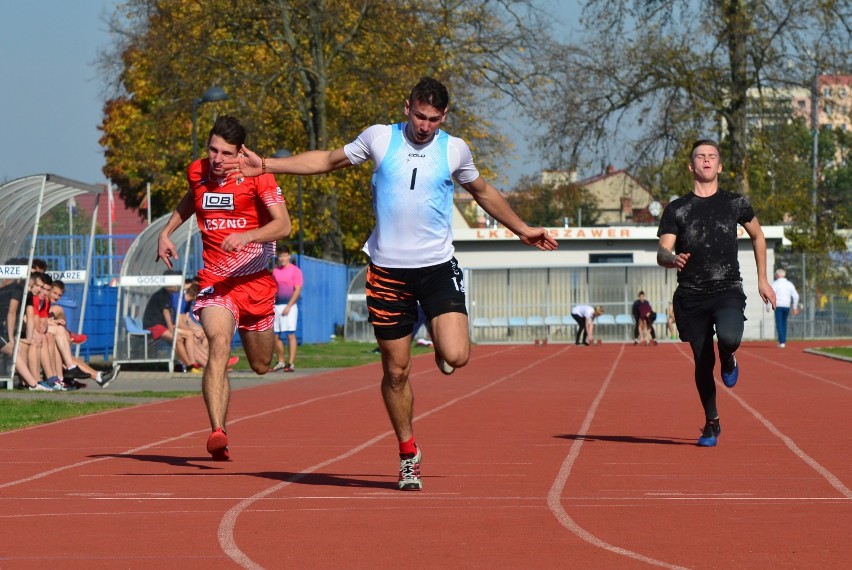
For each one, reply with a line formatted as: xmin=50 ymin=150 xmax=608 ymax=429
xmin=1 ymin=1 xmax=114 ymax=185
xmin=0 ymin=0 xmax=580 ymax=189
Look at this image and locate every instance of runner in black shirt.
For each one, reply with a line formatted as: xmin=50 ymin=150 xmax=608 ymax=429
xmin=657 ymin=139 xmax=775 ymax=447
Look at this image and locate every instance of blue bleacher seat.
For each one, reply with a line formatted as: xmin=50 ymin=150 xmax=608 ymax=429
xmin=490 ymin=316 xmax=509 ymax=327
xmin=596 ymin=314 xmax=616 ymax=325
xmin=124 ymin=315 xmax=152 ymax=359
xmin=615 ymin=314 xmax=634 ymax=326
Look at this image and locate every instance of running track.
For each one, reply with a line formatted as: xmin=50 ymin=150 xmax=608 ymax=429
xmin=1 ymin=341 xmax=850 ymax=569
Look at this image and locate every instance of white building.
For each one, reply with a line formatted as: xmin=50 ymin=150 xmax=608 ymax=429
xmin=451 ymin=222 xmax=787 ymax=342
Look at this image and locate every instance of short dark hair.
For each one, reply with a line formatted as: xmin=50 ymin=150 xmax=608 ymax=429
xmin=638 ymin=290 xmax=645 ymax=296
xmin=38 ymin=273 xmax=53 ymax=286
xmin=53 ymin=279 xmax=66 ymax=291
xmin=209 ymin=115 xmax=247 ymax=149
xmin=409 ymin=77 xmax=449 ymax=111
xmin=691 ymin=139 xmax=720 ymax=158
xmin=31 ymin=258 xmax=47 ymax=272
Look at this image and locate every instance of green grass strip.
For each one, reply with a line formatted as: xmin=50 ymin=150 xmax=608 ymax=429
xmin=812 ymin=346 xmax=852 ymax=359
xmin=0 ymin=399 xmax=134 ymax=432
xmin=63 ymin=391 xmax=201 ymax=399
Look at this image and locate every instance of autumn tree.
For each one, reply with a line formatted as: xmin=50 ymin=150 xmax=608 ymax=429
xmin=748 ymin=120 xmax=850 ymax=251
xmin=99 ymin=0 xmax=552 ymax=263
xmin=531 ymin=0 xmax=851 ymax=197
xmin=505 ymin=175 xmax=600 ymax=227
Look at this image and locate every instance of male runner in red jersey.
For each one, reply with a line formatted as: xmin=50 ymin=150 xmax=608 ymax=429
xmin=157 ymin=115 xmax=291 ymax=460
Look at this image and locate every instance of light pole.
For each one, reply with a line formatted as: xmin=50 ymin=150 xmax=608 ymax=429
xmin=191 ymin=86 xmax=229 ymax=160
xmin=273 ymin=149 xmax=304 ymax=264
xmin=810 ymin=70 xmax=819 ymax=230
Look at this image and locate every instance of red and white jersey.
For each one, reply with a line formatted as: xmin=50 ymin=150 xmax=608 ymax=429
xmin=188 ymin=159 xmax=285 ymax=278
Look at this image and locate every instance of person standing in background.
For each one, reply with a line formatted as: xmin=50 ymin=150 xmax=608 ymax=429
xmin=631 ymin=291 xmax=657 ymax=345
xmin=771 ymin=268 xmax=799 ymax=348
xmin=271 ymin=247 xmax=303 ymax=372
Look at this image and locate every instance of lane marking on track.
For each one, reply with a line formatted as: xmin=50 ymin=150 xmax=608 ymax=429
xmin=740 ymin=348 xmax=852 ymax=391
xmin=0 ymin=346 xmax=513 ymax=492
xmin=672 ymin=344 xmax=851 ymax=499
xmin=547 ymin=344 xmax=690 ymax=570
xmin=217 ymin=345 xmax=566 ymax=570
xmin=0 ymin=383 xmax=376 ymax=491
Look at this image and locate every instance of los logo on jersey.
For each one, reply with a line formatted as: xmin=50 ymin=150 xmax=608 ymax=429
xmin=202 ymin=192 xmax=235 ymax=210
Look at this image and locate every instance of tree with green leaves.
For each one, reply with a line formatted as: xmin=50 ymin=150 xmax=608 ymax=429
xmin=99 ymin=0 xmax=552 ymax=263
xmin=532 ymin=0 xmax=850 ymax=199
xmin=505 ymin=175 xmax=600 ymax=227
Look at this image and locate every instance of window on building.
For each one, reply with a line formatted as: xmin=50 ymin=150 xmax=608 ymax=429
xmin=589 ymin=253 xmax=633 ymax=264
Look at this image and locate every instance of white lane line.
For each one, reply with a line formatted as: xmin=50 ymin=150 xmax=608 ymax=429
xmin=0 ymin=383 xmax=375 ymax=491
xmin=673 ymin=344 xmax=852 ymax=499
xmin=0 ymin=347 xmax=512 ymax=493
xmin=547 ymin=345 xmax=690 ymax=570
xmin=723 ymin=383 xmax=851 ymax=498
xmin=741 ymin=348 xmax=852 ymax=391
xmin=218 ymin=346 xmax=568 ymax=570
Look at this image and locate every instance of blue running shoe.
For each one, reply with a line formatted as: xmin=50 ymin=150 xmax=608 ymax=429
xmin=697 ymin=418 xmax=721 ymax=447
xmin=721 ymin=355 xmax=739 ymax=388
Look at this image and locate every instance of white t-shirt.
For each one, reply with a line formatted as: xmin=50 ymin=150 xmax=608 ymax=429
xmin=571 ymin=305 xmax=595 ymax=319
xmin=343 ymin=122 xmax=479 ymax=268
xmin=772 ymin=277 xmax=799 ymax=309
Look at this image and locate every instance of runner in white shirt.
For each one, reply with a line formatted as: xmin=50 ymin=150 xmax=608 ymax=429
xmin=227 ymin=77 xmax=557 ymax=491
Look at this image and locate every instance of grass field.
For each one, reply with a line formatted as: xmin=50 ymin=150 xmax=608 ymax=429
xmin=0 ymin=399 xmax=135 ymax=431
xmin=811 ymin=346 xmax=852 ymax=359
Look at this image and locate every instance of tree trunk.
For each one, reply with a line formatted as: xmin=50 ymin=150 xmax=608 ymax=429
xmin=723 ymin=0 xmax=750 ymax=194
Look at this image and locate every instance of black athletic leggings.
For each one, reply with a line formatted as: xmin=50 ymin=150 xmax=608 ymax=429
xmin=674 ymin=289 xmax=746 ymax=420
xmin=572 ymin=314 xmax=588 ymax=344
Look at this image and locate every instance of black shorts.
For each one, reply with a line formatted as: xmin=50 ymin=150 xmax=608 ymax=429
xmin=366 ymin=258 xmax=467 ymax=341
xmin=673 ymin=286 xmax=746 ymax=342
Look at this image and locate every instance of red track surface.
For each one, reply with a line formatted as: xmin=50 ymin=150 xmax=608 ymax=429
xmin=1 ymin=341 xmax=850 ymax=569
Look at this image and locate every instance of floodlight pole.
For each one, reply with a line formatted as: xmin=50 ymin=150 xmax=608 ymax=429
xmin=810 ymin=71 xmax=819 ymax=230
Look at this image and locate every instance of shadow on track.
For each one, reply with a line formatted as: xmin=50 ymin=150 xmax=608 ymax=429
xmin=555 ymin=434 xmax=693 ymax=446
xmin=90 ymin=453 xmax=401 ymax=489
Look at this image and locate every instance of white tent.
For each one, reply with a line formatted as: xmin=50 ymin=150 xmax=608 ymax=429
xmin=0 ymin=174 xmax=103 ymax=390
xmin=111 ymin=214 xmax=202 ymax=371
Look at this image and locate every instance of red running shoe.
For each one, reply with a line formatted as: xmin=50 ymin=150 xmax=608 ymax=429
xmin=69 ymin=332 xmax=88 ymax=344
xmin=206 ymin=428 xmax=230 ymax=461
xmin=226 ymin=355 xmax=239 ymax=370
